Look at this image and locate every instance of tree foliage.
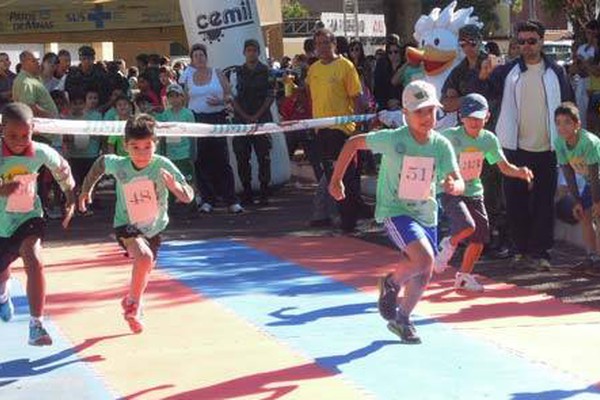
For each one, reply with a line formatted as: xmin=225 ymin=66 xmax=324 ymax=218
xmin=542 ymin=0 xmax=595 ymax=30
xmin=282 ymin=0 xmax=311 ymax=19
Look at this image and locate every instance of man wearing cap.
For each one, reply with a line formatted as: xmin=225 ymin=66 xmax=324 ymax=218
xmin=65 ymin=46 xmax=110 ymax=110
xmin=232 ymin=39 xmax=275 ymax=205
xmin=477 ymin=20 xmax=574 ymax=269
xmin=329 ymin=80 xmax=464 ymax=343
xmin=437 ymin=94 xmax=533 ymax=292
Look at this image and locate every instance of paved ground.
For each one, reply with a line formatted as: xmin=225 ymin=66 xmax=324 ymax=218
xmin=1 ymin=176 xmax=599 ymax=399
xmin=49 ymin=178 xmax=600 ymax=310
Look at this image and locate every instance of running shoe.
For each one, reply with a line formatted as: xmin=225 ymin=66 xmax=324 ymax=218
xmin=121 ymin=297 xmax=143 ymax=334
xmin=454 ymin=272 xmax=484 ymax=292
xmin=29 ymin=322 xmax=53 ymax=346
xmin=0 ymin=295 xmax=14 ymax=322
xmin=387 ymin=319 xmax=421 ymax=344
xmin=377 ymin=273 xmax=399 ymax=321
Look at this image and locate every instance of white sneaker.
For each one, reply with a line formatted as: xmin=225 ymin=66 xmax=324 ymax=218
xmin=228 ymin=203 xmax=244 ymax=214
xmin=454 ymin=272 xmax=484 ymax=292
xmin=199 ymin=203 xmax=213 ymax=213
xmin=434 ymin=237 xmax=455 ymax=273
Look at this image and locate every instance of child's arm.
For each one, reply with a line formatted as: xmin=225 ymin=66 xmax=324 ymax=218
xmin=588 ymin=163 xmax=600 ymax=218
xmin=329 ymin=135 xmax=368 ymax=200
xmin=561 ymin=164 xmax=586 ymax=221
xmin=45 ymin=155 xmax=76 ymax=228
xmin=496 ymin=160 xmax=534 ymax=182
xmin=160 ymin=168 xmax=194 ymax=204
xmin=79 ymin=156 xmax=106 ymax=212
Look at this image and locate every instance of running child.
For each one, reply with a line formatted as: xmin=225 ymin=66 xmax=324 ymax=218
xmin=78 ymin=114 xmax=194 ymax=333
xmin=0 ymin=102 xmax=76 ymax=345
xmin=435 ymin=94 xmax=533 ymax=291
xmin=554 ymin=102 xmax=600 ymax=276
xmin=329 ymin=80 xmax=464 ymax=344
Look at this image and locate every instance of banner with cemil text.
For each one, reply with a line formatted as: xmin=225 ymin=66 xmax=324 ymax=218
xmin=179 ymin=0 xmax=266 ymax=69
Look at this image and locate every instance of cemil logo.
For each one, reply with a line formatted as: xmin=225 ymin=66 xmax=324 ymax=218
xmin=196 ymin=0 xmax=255 ymax=43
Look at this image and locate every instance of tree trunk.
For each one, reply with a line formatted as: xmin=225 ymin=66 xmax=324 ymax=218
xmin=382 ymin=0 xmax=422 ymax=45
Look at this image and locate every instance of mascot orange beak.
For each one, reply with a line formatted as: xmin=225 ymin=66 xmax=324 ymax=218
xmin=407 ymin=46 xmax=457 ymax=76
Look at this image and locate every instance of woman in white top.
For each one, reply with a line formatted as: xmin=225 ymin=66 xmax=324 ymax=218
xmin=187 ymin=43 xmax=242 ymax=214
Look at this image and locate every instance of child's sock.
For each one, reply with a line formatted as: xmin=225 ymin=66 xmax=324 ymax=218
xmin=30 ymin=316 xmax=43 ymax=327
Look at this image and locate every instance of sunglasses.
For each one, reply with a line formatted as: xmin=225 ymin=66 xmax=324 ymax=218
xmin=517 ymin=38 xmax=539 ymax=45
xmin=459 ymin=40 xmax=478 ymax=48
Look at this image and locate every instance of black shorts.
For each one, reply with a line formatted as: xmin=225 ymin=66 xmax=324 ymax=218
xmin=0 ymin=218 xmax=46 ymax=272
xmin=442 ymin=194 xmax=490 ymax=244
xmin=115 ymin=225 xmax=162 ymax=260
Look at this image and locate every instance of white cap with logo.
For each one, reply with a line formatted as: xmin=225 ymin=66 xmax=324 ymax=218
xmin=402 ymin=80 xmax=443 ymax=112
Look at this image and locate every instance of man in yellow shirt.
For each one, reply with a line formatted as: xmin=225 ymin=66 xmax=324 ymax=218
xmin=306 ymin=28 xmax=363 ymax=232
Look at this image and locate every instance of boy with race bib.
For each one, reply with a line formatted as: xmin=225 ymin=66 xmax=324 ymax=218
xmin=79 ymin=114 xmax=194 ymax=333
xmin=436 ymin=94 xmax=533 ymax=291
xmin=329 ymin=80 xmax=464 ymax=344
xmin=0 ymin=103 xmax=76 ymax=346
xmin=554 ymin=102 xmax=600 ymax=276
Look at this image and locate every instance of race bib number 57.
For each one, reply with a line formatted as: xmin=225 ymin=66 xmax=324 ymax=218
xmin=398 ymin=156 xmax=434 ymax=200
xmin=123 ymin=178 xmax=158 ymax=226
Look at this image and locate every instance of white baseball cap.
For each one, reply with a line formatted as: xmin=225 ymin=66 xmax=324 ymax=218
xmin=402 ymin=80 xmax=443 ymax=112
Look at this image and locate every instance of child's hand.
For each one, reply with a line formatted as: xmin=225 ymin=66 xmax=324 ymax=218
xmin=573 ymin=202 xmax=585 ymax=221
xmin=443 ymin=175 xmax=459 ymax=195
xmin=160 ymin=168 xmax=177 ymax=192
xmin=518 ymin=167 xmax=534 ymax=183
xmin=78 ymin=191 xmax=93 ymax=213
xmin=0 ymin=180 xmax=21 ymax=197
xmin=62 ymin=190 xmax=76 ymax=229
xmin=329 ymin=179 xmax=345 ymax=201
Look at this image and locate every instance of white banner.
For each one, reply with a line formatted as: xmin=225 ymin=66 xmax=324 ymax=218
xmin=179 ymin=0 xmax=266 ymax=69
xmin=27 ymin=114 xmax=376 ymax=138
xmin=321 ymin=13 xmax=386 ymax=38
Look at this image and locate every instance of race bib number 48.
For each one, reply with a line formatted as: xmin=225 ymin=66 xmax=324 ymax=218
xmin=123 ymin=178 xmax=158 ymax=226
xmin=459 ymin=151 xmax=484 ymax=181
xmin=398 ymin=156 xmax=434 ymax=200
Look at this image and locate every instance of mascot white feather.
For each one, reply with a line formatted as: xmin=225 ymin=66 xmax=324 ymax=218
xmin=406 ymin=1 xmax=482 ymax=129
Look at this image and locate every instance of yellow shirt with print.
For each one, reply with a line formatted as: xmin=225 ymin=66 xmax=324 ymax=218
xmin=306 ymin=57 xmax=362 ymax=135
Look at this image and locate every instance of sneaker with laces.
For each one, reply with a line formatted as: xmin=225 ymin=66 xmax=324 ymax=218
xmin=199 ymin=202 xmax=213 ymax=213
xmin=377 ymin=274 xmax=399 ymax=321
xmin=121 ymin=297 xmax=143 ymax=334
xmin=454 ymin=272 xmax=484 ymax=292
xmin=434 ymin=237 xmax=456 ymax=273
xmin=0 ymin=295 xmax=14 ymax=322
xmin=531 ymin=257 xmax=551 ymax=271
xmin=29 ymin=322 xmax=53 ymax=346
xmin=229 ymin=203 xmax=244 ymax=214
xmin=387 ymin=319 xmax=421 ymax=344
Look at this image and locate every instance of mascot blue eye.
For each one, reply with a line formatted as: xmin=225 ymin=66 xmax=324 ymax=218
xmin=434 ymin=38 xmax=440 ymax=46
xmin=421 ymin=40 xmax=425 ymax=46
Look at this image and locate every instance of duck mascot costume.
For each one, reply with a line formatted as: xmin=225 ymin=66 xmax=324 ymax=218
xmin=406 ymin=1 xmax=482 ymax=129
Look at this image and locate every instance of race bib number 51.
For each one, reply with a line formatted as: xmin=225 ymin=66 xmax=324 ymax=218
xmin=398 ymin=156 xmax=434 ymax=200
xmin=123 ymin=178 xmax=158 ymax=226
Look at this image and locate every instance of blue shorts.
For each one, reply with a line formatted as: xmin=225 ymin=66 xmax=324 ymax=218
xmin=383 ymin=215 xmax=438 ymax=255
xmin=582 ymin=184 xmax=592 ymax=210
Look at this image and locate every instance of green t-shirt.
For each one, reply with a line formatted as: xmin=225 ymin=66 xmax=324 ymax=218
xmin=104 ymin=154 xmax=187 ymax=238
xmin=104 ymin=107 xmax=117 ymax=121
xmin=441 ymin=126 xmax=504 ymax=197
xmin=365 ymin=126 xmax=459 ymax=227
xmin=66 ymin=110 xmax=104 ymax=159
xmin=555 ymin=129 xmax=600 ymax=181
xmin=157 ymin=108 xmax=195 ymax=161
xmin=12 ymin=71 xmax=58 ymax=117
xmin=104 ymin=111 xmax=127 ymax=156
xmin=0 ymin=141 xmax=72 ymax=237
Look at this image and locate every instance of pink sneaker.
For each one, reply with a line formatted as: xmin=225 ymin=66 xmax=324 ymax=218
xmin=121 ymin=297 xmax=143 ymax=334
